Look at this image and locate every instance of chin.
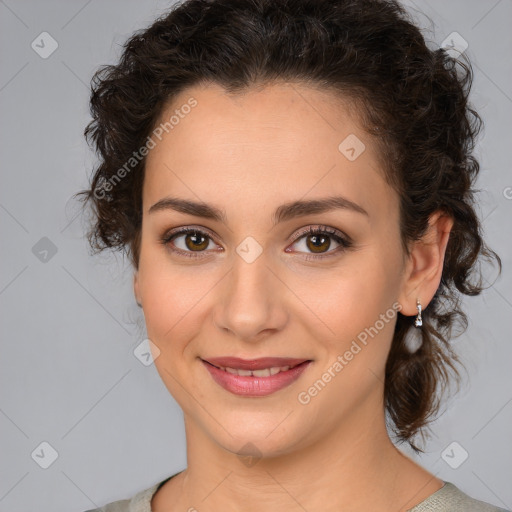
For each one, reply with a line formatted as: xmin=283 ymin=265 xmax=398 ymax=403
xmin=204 ymin=411 xmax=316 ymax=461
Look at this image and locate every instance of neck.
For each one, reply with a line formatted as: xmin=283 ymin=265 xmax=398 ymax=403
xmin=152 ymin=393 xmax=442 ymax=512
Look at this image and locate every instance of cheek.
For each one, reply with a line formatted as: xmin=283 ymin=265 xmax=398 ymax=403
xmin=291 ymin=257 xmax=393 ymax=338
xmin=137 ymin=250 xmax=220 ymax=363
xmin=142 ymin=275 xmax=201 ymax=345
xmin=138 ymin=227 xmax=232 ymax=370
xmin=139 ymin=265 xmax=210 ymax=401
xmin=294 ymin=254 xmax=401 ymax=385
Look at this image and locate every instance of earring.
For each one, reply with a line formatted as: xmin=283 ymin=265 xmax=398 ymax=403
xmin=414 ymin=298 xmax=422 ymax=327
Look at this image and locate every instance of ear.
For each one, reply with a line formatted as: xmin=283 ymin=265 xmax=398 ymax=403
xmin=397 ymin=210 xmax=454 ymax=316
xmin=133 ymin=270 xmax=142 ymax=307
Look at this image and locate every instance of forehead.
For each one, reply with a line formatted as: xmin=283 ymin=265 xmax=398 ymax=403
xmin=150 ymin=81 xmax=366 ymax=152
xmin=142 ymin=82 xmax=397 ymax=225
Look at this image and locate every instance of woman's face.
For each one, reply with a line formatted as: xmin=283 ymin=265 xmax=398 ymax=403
xmin=134 ymin=82 xmax=410 ymax=457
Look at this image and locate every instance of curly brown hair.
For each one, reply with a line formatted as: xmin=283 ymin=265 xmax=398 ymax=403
xmin=75 ymin=0 xmax=501 ymax=452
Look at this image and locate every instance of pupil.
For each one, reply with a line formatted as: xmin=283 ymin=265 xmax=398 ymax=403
xmin=186 ymin=232 xmax=207 ymax=250
xmin=308 ymin=234 xmax=330 ymax=253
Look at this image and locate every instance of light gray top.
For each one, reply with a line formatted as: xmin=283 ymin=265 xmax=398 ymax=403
xmin=84 ymin=476 xmax=510 ymax=512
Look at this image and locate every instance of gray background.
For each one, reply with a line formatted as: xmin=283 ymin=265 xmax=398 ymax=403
xmin=0 ymin=1 xmax=511 ymax=511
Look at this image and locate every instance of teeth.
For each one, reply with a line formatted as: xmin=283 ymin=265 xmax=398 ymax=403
xmin=218 ymin=365 xmax=293 ymax=376
xmin=252 ymin=368 xmax=270 ymax=377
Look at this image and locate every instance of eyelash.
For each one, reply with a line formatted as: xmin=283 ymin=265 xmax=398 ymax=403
xmin=159 ymin=225 xmax=353 ymax=261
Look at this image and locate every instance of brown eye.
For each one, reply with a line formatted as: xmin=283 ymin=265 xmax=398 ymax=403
xmin=287 ymin=226 xmax=353 ymax=260
xmin=305 ymin=233 xmax=331 ymax=253
xmin=183 ymin=231 xmax=209 ymax=251
xmin=160 ymin=227 xmax=217 ymax=258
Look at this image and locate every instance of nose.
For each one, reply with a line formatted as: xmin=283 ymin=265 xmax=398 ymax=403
xmin=213 ymin=249 xmax=288 ymax=343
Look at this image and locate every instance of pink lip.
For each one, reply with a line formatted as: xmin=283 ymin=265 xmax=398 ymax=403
xmin=201 ymin=358 xmax=312 ymax=397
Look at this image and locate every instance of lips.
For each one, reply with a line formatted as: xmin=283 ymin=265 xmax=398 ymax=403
xmin=201 ymin=356 xmax=312 ymax=397
xmin=203 ymin=356 xmax=310 ymax=371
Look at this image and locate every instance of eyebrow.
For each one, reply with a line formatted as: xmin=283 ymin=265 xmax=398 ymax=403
xmin=148 ymin=195 xmax=369 ymax=225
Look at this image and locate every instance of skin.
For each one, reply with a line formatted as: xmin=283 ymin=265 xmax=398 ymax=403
xmin=133 ymin=82 xmax=453 ymax=512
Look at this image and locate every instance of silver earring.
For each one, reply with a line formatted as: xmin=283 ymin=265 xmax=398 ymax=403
xmin=415 ymin=298 xmax=422 ymax=327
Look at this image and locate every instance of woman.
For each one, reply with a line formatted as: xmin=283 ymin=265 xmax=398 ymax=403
xmin=77 ymin=0 xmax=507 ymax=510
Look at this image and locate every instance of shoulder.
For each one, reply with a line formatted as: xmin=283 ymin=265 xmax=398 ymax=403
xmin=81 ymin=480 xmax=162 ymax=512
xmin=82 ymin=498 xmax=130 ymax=512
xmin=408 ymin=481 xmax=510 ymax=512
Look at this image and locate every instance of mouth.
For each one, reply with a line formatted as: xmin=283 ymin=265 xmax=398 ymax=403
xmin=202 ymin=356 xmax=310 ymax=372
xmin=200 ymin=357 xmax=312 ymax=396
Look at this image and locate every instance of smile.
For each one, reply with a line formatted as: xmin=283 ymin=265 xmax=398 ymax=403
xmin=201 ymin=358 xmax=312 ymax=397
xmin=213 ymin=363 xmax=300 ymax=377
